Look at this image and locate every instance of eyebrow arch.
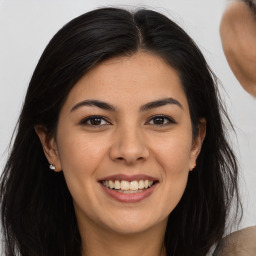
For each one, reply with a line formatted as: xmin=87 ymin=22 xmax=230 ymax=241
xmin=70 ymin=100 xmax=116 ymax=112
xmin=70 ymin=97 xmax=183 ymax=113
xmin=140 ymin=98 xmax=183 ymax=111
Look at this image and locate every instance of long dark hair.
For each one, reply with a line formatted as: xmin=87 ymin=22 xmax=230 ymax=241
xmin=0 ymin=7 xmax=241 ymax=256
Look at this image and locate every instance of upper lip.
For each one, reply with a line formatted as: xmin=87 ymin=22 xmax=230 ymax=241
xmin=99 ymin=174 xmax=158 ymax=182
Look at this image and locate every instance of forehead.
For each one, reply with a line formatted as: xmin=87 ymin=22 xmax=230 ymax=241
xmin=61 ymin=52 xmax=189 ymax=113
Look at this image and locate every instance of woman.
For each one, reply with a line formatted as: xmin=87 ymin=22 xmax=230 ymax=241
xmin=0 ymin=7 xmax=241 ymax=256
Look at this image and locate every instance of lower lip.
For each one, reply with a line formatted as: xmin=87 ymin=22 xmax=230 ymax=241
xmin=100 ymin=183 xmax=157 ymax=203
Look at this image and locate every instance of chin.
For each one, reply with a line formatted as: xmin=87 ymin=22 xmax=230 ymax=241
xmin=99 ymin=210 xmax=168 ymax=235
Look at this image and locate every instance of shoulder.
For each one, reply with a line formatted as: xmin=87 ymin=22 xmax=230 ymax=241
xmin=215 ymin=226 xmax=256 ymax=255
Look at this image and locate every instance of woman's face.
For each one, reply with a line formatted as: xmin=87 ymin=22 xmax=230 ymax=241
xmin=41 ymin=52 xmax=205 ymax=235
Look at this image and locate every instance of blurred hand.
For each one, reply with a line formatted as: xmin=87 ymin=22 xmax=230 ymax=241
xmin=220 ymin=1 xmax=256 ymax=97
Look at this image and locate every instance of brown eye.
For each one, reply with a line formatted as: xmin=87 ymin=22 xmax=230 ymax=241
xmin=147 ymin=115 xmax=175 ymax=125
xmin=80 ymin=116 xmax=110 ymax=126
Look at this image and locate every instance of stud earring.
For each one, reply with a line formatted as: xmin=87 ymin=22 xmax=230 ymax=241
xmin=49 ymin=164 xmax=56 ymax=171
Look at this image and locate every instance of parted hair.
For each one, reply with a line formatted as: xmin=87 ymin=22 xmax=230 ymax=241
xmin=0 ymin=7 xmax=241 ymax=256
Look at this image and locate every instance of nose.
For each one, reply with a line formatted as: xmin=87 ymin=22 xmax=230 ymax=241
xmin=109 ymin=125 xmax=149 ymax=165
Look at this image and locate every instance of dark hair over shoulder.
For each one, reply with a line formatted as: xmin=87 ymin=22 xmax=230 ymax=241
xmin=0 ymin=7 xmax=242 ymax=256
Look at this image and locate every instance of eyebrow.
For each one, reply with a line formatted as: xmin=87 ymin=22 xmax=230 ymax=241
xmin=139 ymin=98 xmax=183 ymax=111
xmin=70 ymin=97 xmax=183 ymax=113
xmin=71 ymin=100 xmax=116 ymax=112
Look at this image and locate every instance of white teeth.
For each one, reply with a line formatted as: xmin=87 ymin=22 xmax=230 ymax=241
xmin=121 ymin=180 xmax=129 ymax=190
xmin=102 ymin=179 xmax=155 ymax=191
xmin=130 ymin=181 xmax=138 ymax=190
xmin=138 ymin=180 xmax=144 ymax=189
xmin=114 ymin=180 xmax=121 ymax=190
xmin=119 ymin=190 xmax=143 ymax=193
xmin=109 ymin=180 xmax=114 ymax=189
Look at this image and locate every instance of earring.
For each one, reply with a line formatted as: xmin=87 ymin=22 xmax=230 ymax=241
xmin=49 ymin=164 xmax=56 ymax=171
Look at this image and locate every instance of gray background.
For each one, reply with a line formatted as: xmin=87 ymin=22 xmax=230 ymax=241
xmin=0 ymin=0 xmax=255 ymax=231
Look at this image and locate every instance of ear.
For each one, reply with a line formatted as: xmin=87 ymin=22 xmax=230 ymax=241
xmin=189 ymin=118 xmax=206 ymax=171
xmin=35 ymin=125 xmax=62 ymax=172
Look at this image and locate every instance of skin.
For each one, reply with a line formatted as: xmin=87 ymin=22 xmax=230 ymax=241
xmin=36 ymin=52 xmax=206 ymax=256
xmin=219 ymin=226 xmax=256 ymax=255
xmin=220 ymin=0 xmax=256 ymax=97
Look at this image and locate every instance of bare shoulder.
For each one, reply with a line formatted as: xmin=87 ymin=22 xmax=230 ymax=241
xmin=216 ymin=226 xmax=256 ymax=255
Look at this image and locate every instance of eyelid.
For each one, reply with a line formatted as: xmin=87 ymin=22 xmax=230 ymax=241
xmin=79 ymin=115 xmax=112 ymax=126
xmin=145 ymin=114 xmax=176 ymax=125
xmin=79 ymin=114 xmax=176 ymax=126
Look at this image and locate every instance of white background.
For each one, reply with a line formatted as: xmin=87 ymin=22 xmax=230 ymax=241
xmin=0 ymin=0 xmax=255 ymax=231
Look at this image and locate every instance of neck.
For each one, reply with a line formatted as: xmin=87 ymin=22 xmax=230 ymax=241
xmin=79 ymin=219 xmax=167 ymax=256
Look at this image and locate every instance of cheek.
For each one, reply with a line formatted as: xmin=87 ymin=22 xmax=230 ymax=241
xmin=150 ymin=134 xmax=192 ymax=211
xmin=151 ymin=132 xmax=193 ymax=175
xmin=57 ymin=130 xmax=107 ymax=171
xmin=55 ymin=134 xmax=109 ymax=214
xmin=55 ymin=129 xmax=109 ymax=194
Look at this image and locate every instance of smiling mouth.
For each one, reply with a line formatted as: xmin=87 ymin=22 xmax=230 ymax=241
xmin=101 ymin=180 xmax=158 ymax=193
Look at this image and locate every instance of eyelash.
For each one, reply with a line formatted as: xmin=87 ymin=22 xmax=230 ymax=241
xmin=146 ymin=115 xmax=176 ymax=126
xmin=80 ymin=115 xmax=111 ymax=126
xmin=80 ymin=115 xmax=176 ymax=127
